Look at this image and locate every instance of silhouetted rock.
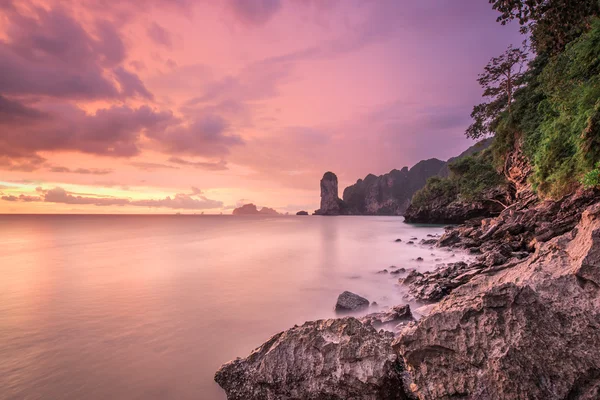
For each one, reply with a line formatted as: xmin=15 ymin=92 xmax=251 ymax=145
xmin=343 ymin=159 xmax=446 ymax=215
xmin=314 ymin=172 xmax=347 ymax=215
xmin=232 ymin=204 xmax=280 ymax=215
xmin=335 ymin=291 xmax=370 ymax=312
xmin=296 ymin=210 xmax=309 ymax=215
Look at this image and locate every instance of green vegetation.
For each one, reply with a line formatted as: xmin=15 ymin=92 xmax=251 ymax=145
xmin=413 ymin=0 xmax=600 ymax=208
xmin=466 ymin=1 xmax=600 ymax=199
xmin=491 ymin=18 xmax=600 ymax=198
xmin=582 ymin=162 xmax=600 ymax=188
xmin=411 ymin=151 xmax=505 ymax=209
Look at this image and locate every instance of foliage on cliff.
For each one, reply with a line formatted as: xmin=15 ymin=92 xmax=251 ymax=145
xmin=411 ymin=150 xmax=504 ymax=209
xmin=463 ymin=0 xmax=599 ymax=200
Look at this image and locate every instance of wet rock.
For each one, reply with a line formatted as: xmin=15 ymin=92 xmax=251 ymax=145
xmin=377 ymin=269 xmax=389 ymax=274
xmin=215 ymin=318 xmax=412 ymax=400
xmin=335 ymin=291 xmax=370 ymax=312
xmin=420 ymin=238 xmax=437 ymax=245
xmin=415 ymin=257 xmax=424 ymax=262
xmin=399 ymin=270 xmax=423 ymax=285
xmin=395 ymin=238 xmax=402 ymax=242
xmin=406 ymin=241 xmax=414 ymax=245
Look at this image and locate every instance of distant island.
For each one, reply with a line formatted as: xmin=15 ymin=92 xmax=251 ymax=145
xmin=232 ymin=203 xmax=280 ymax=215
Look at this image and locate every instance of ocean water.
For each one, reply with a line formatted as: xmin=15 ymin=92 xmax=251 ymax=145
xmin=0 ymin=215 xmax=466 ymax=400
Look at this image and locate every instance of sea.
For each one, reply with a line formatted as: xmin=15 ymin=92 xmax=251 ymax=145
xmin=0 ymin=214 xmax=467 ymax=399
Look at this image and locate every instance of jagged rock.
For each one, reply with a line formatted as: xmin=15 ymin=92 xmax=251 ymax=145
xmin=315 ymin=172 xmax=346 ymax=215
xmin=393 ymin=202 xmax=600 ymax=400
xmin=335 ymin=291 xmax=370 ymax=312
xmin=215 ymin=318 xmax=412 ymax=400
xmin=399 ymin=270 xmax=423 ymax=285
xmin=360 ymin=305 xmax=414 ymax=327
xmin=343 ymin=159 xmax=446 ymax=216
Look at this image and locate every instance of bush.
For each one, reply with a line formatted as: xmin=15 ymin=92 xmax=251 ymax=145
xmin=582 ymin=162 xmax=600 ymax=188
xmin=411 ymin=151 xmax=505 ymax=208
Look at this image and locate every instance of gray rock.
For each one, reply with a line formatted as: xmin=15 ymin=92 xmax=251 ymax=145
xmin=215 ymin=318 xmax=412 ymax=400
xmin=393 ymin=202 xmax=600 ymax=400
xmin=335 ymin=291 xmax=370 ymax=312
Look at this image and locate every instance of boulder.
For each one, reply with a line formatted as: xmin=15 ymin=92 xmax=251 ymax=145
xmin=215 ymin=318 xmax=412 ymax=400
xmin=393 ymin=202 xmax=600 ymax=400
xmin=335 ymin=291 xmax=370 ymax=312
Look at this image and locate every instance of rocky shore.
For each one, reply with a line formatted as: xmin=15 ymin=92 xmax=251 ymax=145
xmin=216 ymin=186 xmax=600 ymax=399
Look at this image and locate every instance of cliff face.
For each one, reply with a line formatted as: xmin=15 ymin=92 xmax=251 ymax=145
xmin=314 ymin=172 xmax=346 ymax=215
xmin=343 ymin=159 xmax=446 ymax=216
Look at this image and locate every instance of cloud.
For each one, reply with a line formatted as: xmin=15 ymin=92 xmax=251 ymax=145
xmin=113 ymin=67 xmax=154 ymax=99
xmin=130 ymin=193 xmax=222 ymax=210
xmin=149 ymin=114 xmax=243 ymax=157
xmin=227 ymin=0 xmax=282 ymax=26
xmin=0 ymin=5 xmax=149 ymax=100
xmin=3 ymin=186 xmax=224 ymax=210
xmin=0 ymin=95 xmax=49 ymax=123
xmin=1 ymin=194 xmax=41 ymax=202
xmin=129 ymin=161 xmax=180 ymax=171
xmin=167 ymin=157 xmax=228 ymax=171
xmin=48 ymin=166 xmax=114 ymax=175
xmin=0 ymin=104 xmax=177 ymax=159
xmin=147 ymin=22 xmax=172 ymax=48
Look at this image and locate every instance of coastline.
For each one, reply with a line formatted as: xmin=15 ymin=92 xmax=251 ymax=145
xmin=215 ymin=188 xmax=600 ymax=399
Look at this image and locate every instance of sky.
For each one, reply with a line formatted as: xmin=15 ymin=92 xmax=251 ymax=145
xmin=0 ymin=0 xmax=522 ymax=214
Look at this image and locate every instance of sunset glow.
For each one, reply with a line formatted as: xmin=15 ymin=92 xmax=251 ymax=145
xmin=0 ymin=0 xmax=521 ymax=214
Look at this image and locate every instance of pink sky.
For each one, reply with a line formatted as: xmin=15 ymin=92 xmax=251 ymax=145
xmin=0 ymin=0 xmax=521 ymax=214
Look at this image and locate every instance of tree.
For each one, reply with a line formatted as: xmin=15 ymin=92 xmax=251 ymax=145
xmin=489 ymin=0 xmax=599 ymax=54
xmin=466 ymin=44 xmax=528 ymax=139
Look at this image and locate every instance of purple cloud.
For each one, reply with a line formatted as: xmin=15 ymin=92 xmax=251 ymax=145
xmin=0 ymin=5 xmax=149 ymax=100
xmin=149 ymin=115 xmax=243 ymax=157
xmin=227 ymin=0 xmax=282 ymax=25
xmin=168 ymin=157 xmax=228 ymax=171
xmin=147 ymin=22 xmax=173 ymax=48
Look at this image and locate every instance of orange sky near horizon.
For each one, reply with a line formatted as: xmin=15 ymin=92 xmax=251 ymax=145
xmin=0 ymin=0 xmax=522 ymax=214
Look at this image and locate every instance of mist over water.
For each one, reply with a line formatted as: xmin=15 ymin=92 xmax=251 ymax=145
xmin=0 ymin=215 xmax=466 ymax=399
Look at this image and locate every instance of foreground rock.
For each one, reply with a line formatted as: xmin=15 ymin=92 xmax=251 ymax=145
xmin=394 ymin=202 xmax=600 ymax=399
xmin=215 ymin=318 xmax=411 ymax=400
xmin=335 ymin=291 xmax=370 ymax=312
xmin=360 ymin=305 xmax=414 ymax=329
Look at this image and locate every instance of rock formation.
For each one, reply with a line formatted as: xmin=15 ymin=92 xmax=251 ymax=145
xmin=343 ymin=159 xmax=447 ymax=215
xmin=314 ymin=172 xmax=346 ymax=215
xmin=232 ymin=204 xmax=280 ymax=215
xmin=334 ymin=291 xmax=370 ymax=312
xmin=296 ymin=210 xmax=309 ymax=215
xmin=394 ymin=198 xmax=600 ymax=399
xmin=403 ymin=185 xmax=512 ymax=224
xmin=215 ymin=318 xmax=412 ymax=400
xmin=315 ymin=140 xmax=493 ymax=217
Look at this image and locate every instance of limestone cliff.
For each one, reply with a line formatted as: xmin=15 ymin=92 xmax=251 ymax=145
xmin=343 ymin=159 xmax=446 ymax=216
xmin=314 ymin=172 xmax=346 ymax=215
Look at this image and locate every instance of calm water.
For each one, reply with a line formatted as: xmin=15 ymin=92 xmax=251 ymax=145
xmin=0 ymin=215 xmax=464 ymax=400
